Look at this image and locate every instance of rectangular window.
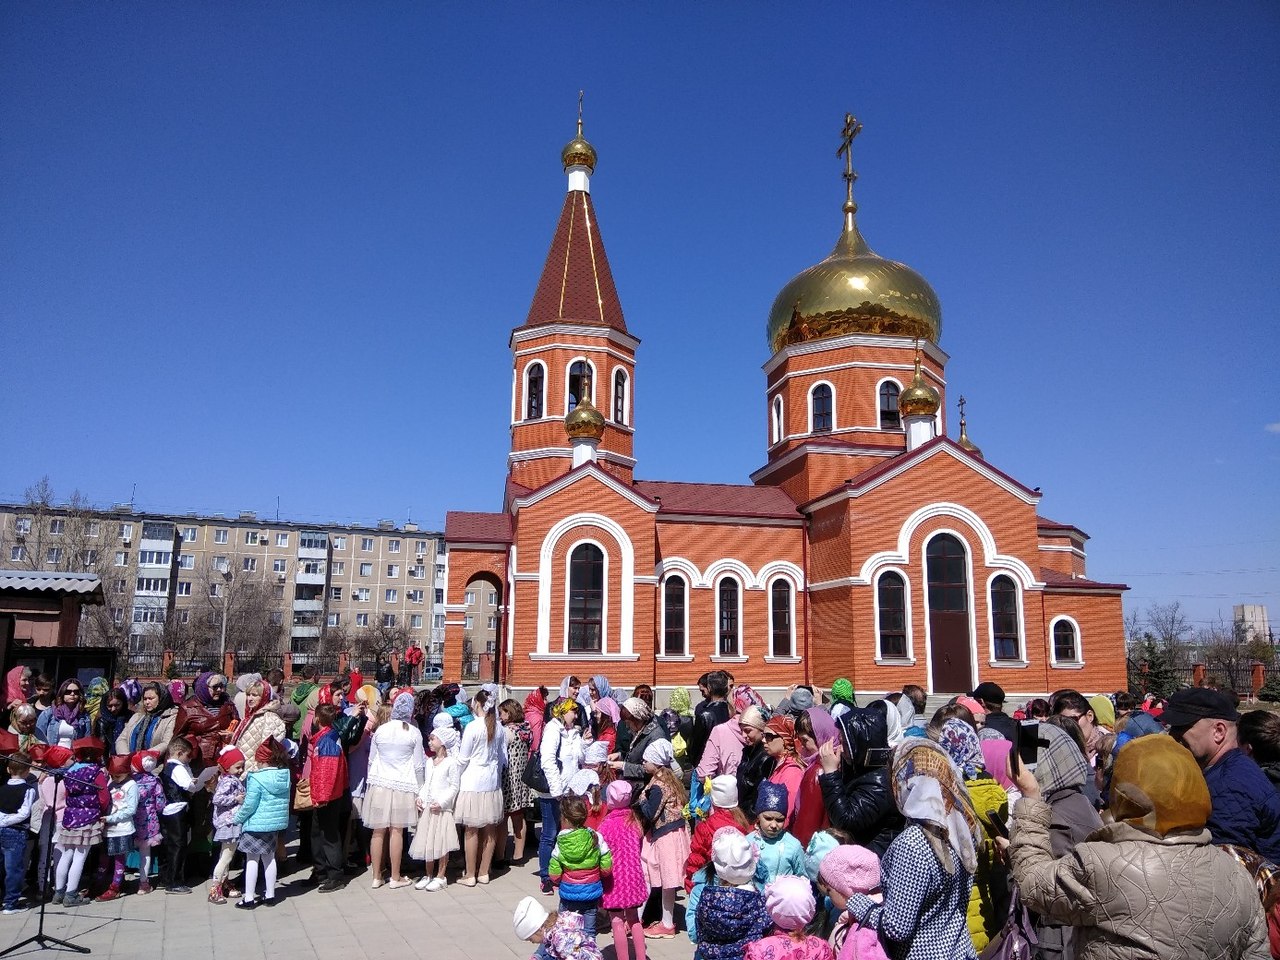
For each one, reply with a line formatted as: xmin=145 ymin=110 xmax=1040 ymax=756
xmin=214 ymin=529 xmax=228 ymax=544
xmin=330 ymin=587 xmax=342 ymax=601
xmin=242 ymin=557 xmax=257 ymax=572
xmin=209 ymin=583 xmax=222 ymax=598
xmin=487 ymin=591 xmax=497 ymax=606
xmin=332 ymin=561 xmax=345 ymax=575
xmin=385 ymin=589 xmax=398 ymax=603
xmin=49 ymin=518 xmax=64 ymax=535
xmin=408 ymin=589 xmax=424 ymax=603
xmin=115 ymin=551 xmax=128 ymax=566
xmin=487 ymin=615 xmax=497 ymax=630
xmin=771 ymin=580 xmax=792 ymax=658
xmin=387 ymin=564 xmax=400 ymax=578
xmin=355 ymin=588 xmax=370 ymax=602
xmin=410 ymin=614 xmax=423 ymax=629
xmin=664 ymin=578 xmax=686 ymax=657
xmin=383 ymin=614 xmax=397 ymax=628
xmin=333 ymin=536 xmax=347 ymax=551
xmin=388 ymin=539 xmax=401 ymax=553
xmin=276 ymin=532 xmax=289 ymax=547
xmin=326 ymin=613 xmax=340 ymax=627
xmin=80 ymin=549 xmax=98 ymax=567
xmin=410 ymin=565 xmax=425 ymax=578
xmin=435 ymin=563 xmax=445 ymax=578
xmin=87 ymin=521 xmax=100 ymax=538
xmin=273 ymin=584 xmax=285 ymax=599
xmin=359 ymin=562 xmax=373 ymax=577
xmin=360 ymin=537 xmax=374 ymax=552
xmin=135 ymin=577 xmax=168 ymax=592
xmin=718 ymin=579 xmax=740 ymax=657
xmin=434 ymin=588 xmax=444 ymax=604
xmin=114 ymin=579 xmax=127 ymax=593
xmin=269 ymin=611 xmax=284 ymax=626
xmin=111 ymin=607 xmax=124 ymax=625
xmin=273 ymin=558 xmax=287 ymax=573
xmin=46 ymin=547 xmax=63 ymax=564
xmin=464 ymin=614 xmax=474 ymax=629
xmin=568 ymin=545 xmax=604 ymax=653
xmin=244 ymin=531 xmax=259 ymax=545
xmin=178 ymin=554 xmax=194 ymax=570
xmin=465 ymin=590 xmax=476 ymax=605
xmin=299 ymin=532 xmax=326 ymax=550
xmin=213 ymin=555 xmax=229 ymax=572
xmin=182 ymin=526 xmax=197 ymax=542
xmin=137 ymin=550 xmax=172 ymax=566
xmin=356 ymin=613 xmax=369 ymax=627
xmin=877 ymin=574 xmax=908 ymax=660
xmin=176 ymin=581 xmax=191 ymax=596
xmin=14 ymin=518 xmax=31 ymax=536
xmin=433 ymin=614 xmax=445 ymax=628
xmin=9 ymin=546 xmax=25 ymax=562
xmin=178 ymin=610 xmax=190 ymax=624
xmin=120 ymin=523 xmax=133 ymax=541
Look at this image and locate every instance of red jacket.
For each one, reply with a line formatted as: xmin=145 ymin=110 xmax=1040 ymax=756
xmin=685 ymin=807 xmax=749 ymax=892
xmin=789 ymin=760 xmax=830 ymax=848
xmin=308 ymin=724 xmax=348 ymax=806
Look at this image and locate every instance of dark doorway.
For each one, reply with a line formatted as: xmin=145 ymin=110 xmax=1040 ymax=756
xmin=927 ymin=534 xmax=973 ymax=692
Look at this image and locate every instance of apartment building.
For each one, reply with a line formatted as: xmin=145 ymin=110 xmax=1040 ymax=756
xmin=0 ymin=503 xmax=447 ymax=662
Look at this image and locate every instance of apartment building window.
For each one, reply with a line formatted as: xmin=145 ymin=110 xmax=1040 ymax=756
xmin=49 ymin=519 xmax=64 ymax=535
xmin=382 ymin=614 xmax=396 ymax=628
xmin=388 ymin=539 xmax=401 ymax=554
xmin=176 ymin=581 xmax=191 ymax=596
xmin=356 ymin=613 xmax=369 ymax=627
xmin=120 ymin=523 xmax=133 ymax=541
xmin=360 ymin=537 xmax=374 ymax=551
xmin=332 ymin=561 xmax=345 ymax=575
xmin=300 ymin=532 xmax=326 ymax=550
xmin=416 ymin=540 xmax=429 ymax=555
xmin=465 ymin=591 xmax=476 ymax=605
xmin=46 ymin=548 xmax=63 ymax=565
xmin=276 ymin=533 xmax=289 ymax=547
xmin=213 ymin=556 xmax=229 ymax=572
xmin=273 ymin=585 xmax=285 ymax=599
xmin=487 ymin=615 xmax=498 ymax=630
xmin=270 ymin=611 xmax=284 ymax=626
xmin=242 ymin=557 xmax=257 ymax=572
xmin=333 ymin=536 xmax=347 ymax=550
xmin=133 ymin=606 xmax=164 ymax=624
xmin=410 ymin=615 xmax=423 ymax=629
xmin=138 ymin=550 xmax=171 ymax=566
xmin=114 ymin=551 xmax=128 ymax=566
xmin=385 ymin=589 xmax=398 ymax=603
xmin=178 ymin=609 xmax=190 ymax=624
xmin=408 ymin=589 xmax=424 ymax=604
xmin=14 ymin=519 xmax=31 ymax=536
xmin=330 ymin=587 xmax=342 ymax=601
xmin=434 ymin=589 xmax=444 ymax=604
xmin=245 ymin=531 xmax=262 ymax=545
xmin=410 ymin=565 xmax=425 ymax=578
xmin=9 ymin=546 xmax=25 ymax=562
xmin=114 ymin=579 xmax=127 ymax=593
xmin=433 ymin=614 xmax=445 ymax=629
xmin=327 ymin=613 xmax=340 ymax=627
xmin=214 ymin=529 xmax=228 ymax=544
xmin=435 ymin=563 xmax=445 ymax=578
xmin=111 ymin=607 xmax=124 ymax=625
xmin=464 ymin=615 xmax=474 ymax=629
xmin=209 ymin=583 xmax=222 ymax=598
xmin=136 ymin=577 xmax=167 ymax=593
xmin=182 ymin=526 xmax=197 ymax=542
xmin=79 ymin=550 xmax=97 ymax=567
xmin=178 ymin=554 xmax=194 ymax=570
xmin=302 ymin=560 xmax=323 ymax=575
xmin=487 ymin=591 xmax=497 ymax=606
xmin=355 ymin=588 xmax=370 ymax=602
xmin=387 ymin=564 xmax=400 ymax=578
xmin=273 ymin=559 xmax=287 ymax=573
xmin=359 ymin=563 xmax=373 ymax=577
xmin=88 ymin=521 xmax=101 ymax=538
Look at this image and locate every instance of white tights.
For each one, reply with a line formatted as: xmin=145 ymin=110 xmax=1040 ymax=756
xmin=213 ymin=842 xmax=237 ymax=884
xmin=54 ymin=844 xmax=90 ymax=894
xmin=241 ymin=854 xmax=277 ymax=902
xmin=660 ymin=887 xmax=676 ymax=928
xmin=136 ymin=839 xmax=154 ymax=883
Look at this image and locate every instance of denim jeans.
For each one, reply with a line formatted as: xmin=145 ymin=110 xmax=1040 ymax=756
xmin=0 ymin=826 xmax=27 ymax=909
xmin=560 ymin=895 xmax=600 ymax=937
xmin=537 ymin=796 xmax=560 ymax=882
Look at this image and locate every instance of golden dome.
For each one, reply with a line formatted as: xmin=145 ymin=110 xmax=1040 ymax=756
xmin=957 ymin=418 xmax=983 ymax=459
xmin=564 ymin=394 xmax=605 ymax=441
xmin=562 ymin=134 xmax=597 ymax=173
xmin=899 ymin=348 xmax=940 ymax=419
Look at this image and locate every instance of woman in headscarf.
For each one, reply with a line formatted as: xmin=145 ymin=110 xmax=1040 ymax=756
xmin=815 ymin=706 xmax=901 ymax=857
xmin=534 ymin=696 xmax=585 ymax=895
xmin=936 ymin=718 xmax=1009 ymax=953
xmin=593 ymin=694 xmax=620 ymax=755
xmin=843 ymin=738 xmax=981 ymax=960
xmin=1008 ymin=734 xmax=1269 ymax=960
xmin=177 ymin=672 xmax=238 ymax=771
xmin=232 ymin=679 xmax=286 ymax=773
xmin=117 ymin=681 xmax=180 ymax=756
xmin=7 ymin=704 xmax=38 ymax=753
xmin=3 ymin=666 xmax=31 ymax=720
xmin=36 ymin=679 xmax=94 ymax=746
xmin=763 ymin=715 xmax=804 ymax=826
xmin=866 ymin=698 xmax=904 ymax=748
xmin=92 ymin=686 xmax=131 ymax=757
xmin=365 ymin=692 xmax=425 ymax=888
xmin=790 ymin=707 xmax=837 ymax=846
xmin=829 ymin=677 xmax=856 ymax=722
xmin=612 ymin=696 xmax=668 ymax=787
xmin=523 ymin=686 xmax=547 ymax=752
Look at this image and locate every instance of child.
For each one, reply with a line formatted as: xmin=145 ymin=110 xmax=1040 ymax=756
xmin=743 ymin=874 xmax=835 ymax=960
xmin=232 ymin=737 xmax=292 ymax=908
xmin=54 ymin=737 xmax=108 ymax=907
xmin=158 ymin=737 xmax=216 ymax=895
xmin=549 ymin=794 xmax=612 ymax=938
xmin=686 ymin=775 xmax=751 ymax=892
xmin=749 ymin=782 xmax=805 ymax=884
xmin=0 ymin=752 xmax=36 ymax=914
xmin=130 ymin=750 xmax=164 ymax=893
xmin=96 ymin=754 xmax=137 ymax=901
xmin=636 ymin=738 xmax=689 ymax=939
xmin=692 ymin=828 xmax=770 ymax=959
xmin=33 ymin=745 xmax=73 ymax=902
xmin=596 ymin=781 xmax=646 ymax=960
xmin=817 ymin=846 xmax=889 ymax=960
xmin=410 ymin=725 xmax=460 ymax=891
xmin=513 ymin=896 xmax=604 ymax=960
xmin=208 ymin=746 xmax=246 ymax=903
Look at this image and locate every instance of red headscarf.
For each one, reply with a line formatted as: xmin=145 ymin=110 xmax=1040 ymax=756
xmin=255 ymin=737 xmax=279 ymax=766
xmin=765 ymin=715 xmax=797 ymax=757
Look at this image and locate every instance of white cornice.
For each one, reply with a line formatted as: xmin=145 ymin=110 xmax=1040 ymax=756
xmin=512 ymin=464 xmax=658 ymax=514
xmin=749 ymin=442 xmax=897 ymax=484
xmin=766 ymin=358 xmax=945 ymax=391
xmin=512 ymin=342 xmax=636 ymax=366
xmin=763 ymin=333 xmax=949 ymax=377
xmin=508 ymin=447 xmax=637 ymax=469
xmin=510 ymin=324 xmax=641 ymax=353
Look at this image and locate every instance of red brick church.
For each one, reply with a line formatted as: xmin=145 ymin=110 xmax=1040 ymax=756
xmin=443 ymin=115 xmax=1126 ymax=700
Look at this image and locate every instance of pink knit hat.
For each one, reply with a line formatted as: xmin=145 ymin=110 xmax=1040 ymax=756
xmin=818 ymin=844 xmax=882 ymax=900
xmin=605 ymin=780 xmax=633 ymax=810
xmin=764 ymin=874 xmax=815 ymax=931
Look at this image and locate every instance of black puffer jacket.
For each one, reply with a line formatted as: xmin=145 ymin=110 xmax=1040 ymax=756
xmin=620 ymin=719 xmax=669 ymax=784
xmin=736 ymin=740 xmax=774 ymax=816
xmin=817 ymin=706 xmax=902 ymax=856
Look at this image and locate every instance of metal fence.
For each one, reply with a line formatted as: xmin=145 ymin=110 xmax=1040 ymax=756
xmin=231 ymin=654 xmax=286 ymax=677
xmin=120 ymin=653 xmax=167 ymax=679
xmin=288 ymin=653 xmax=342 ymax=677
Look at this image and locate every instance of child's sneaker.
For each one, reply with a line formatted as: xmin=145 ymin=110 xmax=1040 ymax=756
xmin=61 ymin=893 xmax=89 ymax=908
xmin=207 ymin=882 xmax=226 ymax=905
xmin=96 ymin=886 xmax=121 ymax=903
xmin=50 ymin=889 xmax=64 ymax=905
xmin=136 ymin=881 xmax=152 ymax=896
xmin=643 ymin=922 xmax=676 ymax=939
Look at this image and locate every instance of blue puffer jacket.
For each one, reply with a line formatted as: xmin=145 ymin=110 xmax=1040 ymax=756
xmin=1203 ymin=748 xmax=1280 ymax=863
xmin=693 ymin=881 xmax=770 ymax=960
xmin=234 ymin=767 xmax=291 ymax=833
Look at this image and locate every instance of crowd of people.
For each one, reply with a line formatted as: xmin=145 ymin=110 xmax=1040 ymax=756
xmin=0 ymin=662 xmax=1278 ymax=960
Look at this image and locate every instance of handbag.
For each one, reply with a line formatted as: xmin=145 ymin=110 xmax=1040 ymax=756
xmin=979 ymin=884 xmax=1037 ymax=960
xmin=521 ymin=752 xmax=552 ymax=794
xmin=293 ymin=777 xmax=315 ymax=812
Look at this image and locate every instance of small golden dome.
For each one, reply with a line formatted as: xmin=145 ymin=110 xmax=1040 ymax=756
xmin=899 ymin=348 xmax=940 ymax=419
xmin=564 ymin=394 xmax=605 ymax=441
xmin=957 ymin=419 xmax=983 ymax=459
xmin=562 ymin=135 xmax=597 ymax=173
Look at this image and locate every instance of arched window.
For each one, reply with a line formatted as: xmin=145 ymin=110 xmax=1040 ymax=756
xmin=879 ymin=381 xmax=901 ymax=429
xmin=770 ymin=579 xmax=793 ymax=658
xmin=525 ymin=362 xmax=544 ymax=420
xmin=877 ymin=571 xmax=907 ymax=659
xmin=990 ymin=575 xmax=1020 ymax=661
xmin=567 ymin=360 xmax=593 ymax=412
xmin=718 ymin=577 xmax=740 ymax=657
xmin=663 ymin=576 xmax=686 ymax=657
xmin=811 ymin=383 xmax=833 ymax=433
xmin=1053 ymin=618 xmax=1079 ymax=664
xmin=771 ymin=396 xmax=784 ymax=444
xmin=613 ymin=369 xmax=628 ymax=424
xmin=567 ymin=543 xmax=603 ymax=653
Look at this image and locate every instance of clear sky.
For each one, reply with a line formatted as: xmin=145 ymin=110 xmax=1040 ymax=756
xmin=2 ymin=3 xmax=1276 ymax=632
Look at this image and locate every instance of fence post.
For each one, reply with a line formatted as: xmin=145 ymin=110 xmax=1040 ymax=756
xmin=1140 ymin=660 xmax=1149 ymax=697
xmin=162 ymin=650 xmax=174 ymax=678
xmin=223 ymin=651 xmax=236 ymax=681
xmin=338 ymin=651 xmax=349 ymax=676
xmin=1193 ymin=663 xmax=1206 ymax=687
xmin=283 ymin=652 xmax=294 ymax=682
xmin=1253 ymin=662 xmax=1265 ymax=701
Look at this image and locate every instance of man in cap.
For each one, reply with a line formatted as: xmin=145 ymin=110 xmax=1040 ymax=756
xmin=972 ymin=681 xmax=1016 ymax=741
xmin=1164 ymin=686 xmax=1280 ymax=862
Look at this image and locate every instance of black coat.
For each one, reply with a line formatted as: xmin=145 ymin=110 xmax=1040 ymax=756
xmin=817 ymin=706 xmax=902 ymax=856
xmin=687 ymin=699 xmax=730 ymax=768
xmin=736 ymin=741 xmax=774 ymax=817
xmin=620 ymin=720 xmax=669 ymax=784
xmin=983 ymin=710 xmax=1018 ymax=743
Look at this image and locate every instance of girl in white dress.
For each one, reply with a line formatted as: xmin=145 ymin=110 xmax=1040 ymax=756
xmin=454 ymin=689 xmax=508 ymax=886
xmin=410 ymin=726 xmax=461 ymax=891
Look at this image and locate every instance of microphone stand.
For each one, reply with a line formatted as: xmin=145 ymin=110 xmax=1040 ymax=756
xmin=0 ymin=754 xmax=91 ymax=956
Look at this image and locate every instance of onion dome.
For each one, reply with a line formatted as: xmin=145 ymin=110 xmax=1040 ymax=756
xmin=561 ymin=106 xmax=597 ymax=173
xmin=767 ymin=116 xmax=941 ymax=354
xmin=899 ymin=347 xmax=940 ymax=419
xmin=564 ymin=392 xmax=605 ymax=441
xmin=956 ymin=396 xmax=983 ymax=459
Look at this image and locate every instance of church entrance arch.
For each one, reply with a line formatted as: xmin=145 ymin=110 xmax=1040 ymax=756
xmin=926 ymin=533 xmax=973 ymax=693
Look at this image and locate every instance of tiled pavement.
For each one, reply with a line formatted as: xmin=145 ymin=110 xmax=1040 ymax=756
xmin=0 ymin=857 xmax=693 ymax=960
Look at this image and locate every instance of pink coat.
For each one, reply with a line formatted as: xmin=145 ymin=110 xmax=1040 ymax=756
xmin=696 ymin=718 xmax=745 ymax=779
xmin=596 ymin=807 xmax=647 ymax=910
xmin=746 ymin=932 xmax=836 ymax=960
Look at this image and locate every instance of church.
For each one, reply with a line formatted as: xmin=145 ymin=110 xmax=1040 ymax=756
xmin=443 ymin=114 xmax=1127 ymax=701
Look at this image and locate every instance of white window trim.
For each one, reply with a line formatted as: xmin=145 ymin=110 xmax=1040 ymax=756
xmin=765 ymin=575 xmax=797 ymax=659
xmin=771 ymin=395 xmax=784 ymax=445
xmin=713 ymin=573 xmax=744 ymax=659
xmin=535 ymin=513 xmax=635 ymax=657
xmin=986 ymin=571 xmax=1029 ymax=667
xmin=610 ymin=364 xmax=630 ymax=426
xmin=1048 ymin=614 xmax=1085 ymax=668
xmin=659 ymin=574 xmax=689 ymax=658
xmin=875 ymin=376 xmax=904 ymax=430
xmin=873 ymin=566 xmax=916 ymax=664
xmin=807 ymin=379 xmax=837 ymax=434
xmin=563 ymin=356 xmax=598 ymax=415
xmin=920 ymin=529 xmax=979 ymax=694
xmin=562 ymin=538 xmax=608 ymax=655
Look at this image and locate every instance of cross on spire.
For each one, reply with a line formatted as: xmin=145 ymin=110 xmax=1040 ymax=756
xmin=577 ymin=90 xmax=584 ymax=137
xmin=958 ymin=394 xmax=968 ymax=421
xmin=837 ymin=112 xmax=863 ymax=207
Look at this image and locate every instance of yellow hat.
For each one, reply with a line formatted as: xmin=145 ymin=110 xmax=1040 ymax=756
xmin=1111 ymin=735 xmax=1210 ymax=836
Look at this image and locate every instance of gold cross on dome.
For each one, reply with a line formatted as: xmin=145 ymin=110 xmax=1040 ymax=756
xmin=577 ymin=90 xmax=584 ymax=137
xmin=837 ymin=112 xmax=863 ymax=203
xmin=958 ymin=395 xmax=968 ymax=419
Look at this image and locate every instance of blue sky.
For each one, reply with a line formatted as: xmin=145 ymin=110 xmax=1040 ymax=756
xmin=2 ymin=3 xmax=1277 ymax=632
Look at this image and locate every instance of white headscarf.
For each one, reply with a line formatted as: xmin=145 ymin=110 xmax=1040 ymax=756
xmin=642 ymin=737 xmax=680 ymax=773
xmin=898 ymin=774 xmax=977 ymax=874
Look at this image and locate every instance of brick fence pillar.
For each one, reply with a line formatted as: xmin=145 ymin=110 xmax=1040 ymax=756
xmin=1193 ymin=663 xmax=1206 ymax=687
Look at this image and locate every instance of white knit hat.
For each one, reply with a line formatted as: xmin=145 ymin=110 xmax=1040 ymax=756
xmin=583 ymin=740 xmax=610 ymax=766
xmin=432 ymin=713 xmax=454 ymax=730
xmin=431 ymin=726 xmax=459 ymax=752
xmin=513 ymin=896 xmax=549 ymax=941
xmin=712 ymin=827 xmax=758 ymax=886
xmin=710 ymin=775 xmax=739 ymax=809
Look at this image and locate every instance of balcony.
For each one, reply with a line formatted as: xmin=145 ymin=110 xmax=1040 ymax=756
xmin=290 ymin=625 xmax=321 ymax=638
xmin=292 ymin=599 xmax=324 ymax=613
xmin=296 ymin=569 xmax=326 ymax=585
xmin=297 ymin=546 xmax=327 ymax=561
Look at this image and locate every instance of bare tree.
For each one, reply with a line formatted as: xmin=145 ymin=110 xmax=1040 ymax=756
xmin=1146 ymin=601 xmax=1194 ymax=668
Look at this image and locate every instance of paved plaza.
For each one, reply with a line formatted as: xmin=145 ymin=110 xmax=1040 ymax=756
xmin=0 ymin=858 xmax=693 ymax=960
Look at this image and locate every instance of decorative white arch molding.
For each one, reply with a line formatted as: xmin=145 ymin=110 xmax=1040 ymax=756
xmin=656 ymin=556 xmax=704 ymax=588
xmin=755 ymin=560 xmax=805 ymax=591
xmin=537 ymin=513 xmax=634 ymax=656
xmin=857 ymin=502 xmax=1042 ymax=589
xmin=703 ymin=558 xmax=759 ymax=590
